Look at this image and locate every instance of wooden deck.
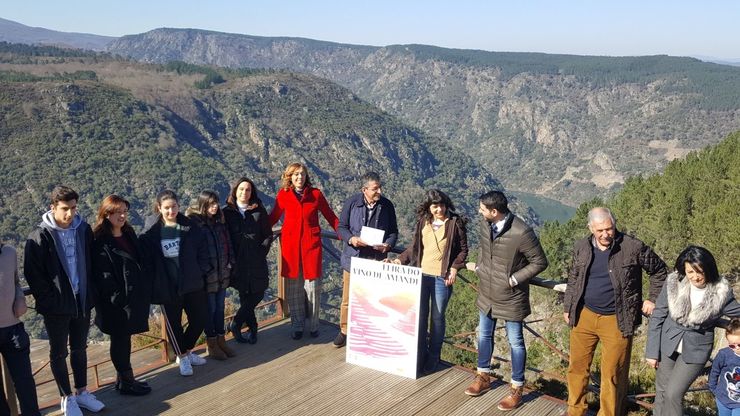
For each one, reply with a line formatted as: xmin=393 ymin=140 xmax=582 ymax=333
xmin=41 ymin=320 xmax=567 ymax=415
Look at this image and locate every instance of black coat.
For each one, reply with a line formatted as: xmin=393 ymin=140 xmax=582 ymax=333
xmin=337 ymin=193 xmax=398 ymax=272
xmin=91 ymin=231 xmax=151 ymax=335
xmin=140 ymin=214 xmax=211 ymax=304
xmin=223 ymin=204 xmax=272 ymax=294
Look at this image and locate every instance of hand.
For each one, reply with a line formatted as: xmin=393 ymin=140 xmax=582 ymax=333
xmin=642 ymin=300 xmax=656 ymax=316
xmin=466 ymin=262 xmax=476 ymax=271
xmin=349 ymin=236 xmax=367 ymax=247
xmin=13 ymin=298 xmax=28 ymax=318
xmin=563 ymin=312 xmax=569 ymax=324
xmin=646 ymin=358 xmax=658 ymax=369
xmin=445 ymin=269 xmax=457 ymax=286
xmin=373 ymin=244 xmax=390 ymax=253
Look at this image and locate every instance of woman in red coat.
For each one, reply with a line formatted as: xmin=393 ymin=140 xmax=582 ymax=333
xmin=269 ymin=162 xmax=339 ymax=340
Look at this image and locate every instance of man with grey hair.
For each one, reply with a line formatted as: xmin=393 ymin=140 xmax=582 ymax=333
xmin=563 ymin=207 xmax=668 ymax=416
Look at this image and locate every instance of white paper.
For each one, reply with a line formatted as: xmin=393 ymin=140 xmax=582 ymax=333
xmin=360 ymin=226 xmax=385 ymax=246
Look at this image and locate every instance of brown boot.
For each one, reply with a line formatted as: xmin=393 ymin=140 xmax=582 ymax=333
xmin=464 ymin=372 xmax=491 ymax=397
xmin=206 ymin=337 xmax=228 ymax=360
xmin=497 ymin=385 xmax=523 ymax=411
xmin=217 ymin=334 xmax=236 ymax=357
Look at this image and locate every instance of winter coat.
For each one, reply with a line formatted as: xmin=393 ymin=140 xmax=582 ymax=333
xmin=646 ymin=272 xmax=740 ymax=364
xmin=91 ymin=231 xmax=151 ymax=335
xmin=338 ymin=193 xmax=399 ymax=272
xmin=24 ymin=215 xmax=94 ymax=316
xmin=563 ymin=232 xmax=668 ymax=337
xmin=140 ymin=214 xmax=211 ymax=304
xmin=223 ymin=203 xmax=272 ymax=294
xmin=475 ymin=215 xmax=548 ymax=321
xmin=397 ymin=215 xmax=468 ymax=276
xmin=188 ymin=214 xmax=233 ymax=293
xmin=268 ymin=187 xmax=339 ymax=280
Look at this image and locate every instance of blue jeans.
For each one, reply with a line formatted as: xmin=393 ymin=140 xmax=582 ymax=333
xmin=205 ymin=288 xmax=226 ymax=337
xmin=477 ymin=310 xmax=526 ymax=386
xmin=418 ymin=274 xmax=453 ymax=367
xmin=717 ymin=399 xmax=740 ymax=416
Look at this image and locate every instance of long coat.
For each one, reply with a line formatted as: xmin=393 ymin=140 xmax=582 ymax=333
xmin=91 ymin=231 xmax=151 ymax=335
xmin=268 ymin=187 xmax=339 ymax=280
xmin=224 ymin=203 xmax=272 ymax=293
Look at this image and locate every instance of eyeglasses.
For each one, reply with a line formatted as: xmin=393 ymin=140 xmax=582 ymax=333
xmin=728 ymin=344 xmax=740 ymax=349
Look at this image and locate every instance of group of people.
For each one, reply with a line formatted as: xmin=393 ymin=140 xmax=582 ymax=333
xmin=0 ymin=162 xmax=737 ymax=416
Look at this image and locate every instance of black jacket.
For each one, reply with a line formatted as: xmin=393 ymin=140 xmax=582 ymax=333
xmin=337 ymin=193 xmax=398 ymax=272
xmin=24 ymin=220 xmax=94 ymax=316
xmin=91 ymin=231 xmax=151 ymax=335
xmin=223 ymin=204 xmax=272 ymax=294
xmin=140 ymin=214 xmax=211 ymax=304
xmin=188 ymin=215 xmax=233 ymax=293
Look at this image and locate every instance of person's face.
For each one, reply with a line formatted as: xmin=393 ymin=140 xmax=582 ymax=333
xmin=726 ymin=334 xmax=740 ymax=355
xmin=429 ymin=203 xmax=447 ymax=221
xmin=478 ymin=202 xmax=497 ymax=222
xmin=51 ymin=199 xmax=77 ymax=229
xmin=685 ymin=262 xmax=706 ymax=288
xmin=236 ymin=181 xmax=252 ymax=204
xmin=106 ymin=206 xmax=128 ymax=230
xmin=362 ymin=181 xmax=382 ymax=203
xmin=291 ymin=168 xmax=306 ymax=190
xmin=158 ymin=198 xmax=179 ymax=223
xmin=588 ymin=218 xmax=615 ymax=249
xmin=207 ymin=202 xmax=219 ymax=217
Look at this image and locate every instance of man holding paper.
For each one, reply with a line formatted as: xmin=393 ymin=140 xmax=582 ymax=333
xmin=335 ymin=172 xmax=399 ymax=347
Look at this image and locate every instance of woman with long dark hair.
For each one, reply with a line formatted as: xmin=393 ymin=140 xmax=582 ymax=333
xmin=223 ymin=177 xmax=272 ymax=344
xmin=269 ymin=163 xmax=339 ymax=340
xmin=646 ymin=246 xmax=740 ymax=415
xmin=91 ymin=195 xmax=152 ymax=395
xmin=140 ymin=190 xmax=211 ymax=377
xmin=186 ymin=190 xmax=235 ymax=360
xmin=393 ymin=189 xmax=468 ymax=373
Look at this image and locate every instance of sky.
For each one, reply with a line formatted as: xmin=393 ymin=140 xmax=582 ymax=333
xmin=3 ymin=0 xmax=740 ymax=60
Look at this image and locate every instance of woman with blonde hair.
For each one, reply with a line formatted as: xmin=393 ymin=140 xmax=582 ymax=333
xmin=269 ymin=163 xmax=339 ymax=339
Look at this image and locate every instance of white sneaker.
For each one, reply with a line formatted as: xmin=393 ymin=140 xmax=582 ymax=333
xmin=76 ymin=390 xmax=105 ymax=412
xmin=61 ymin=395 xmax=83 ymax=416
xmin=188 ymin=351 xmax=207 ymax=366
xmin=176 ymin=354 xmax=193 ymax=376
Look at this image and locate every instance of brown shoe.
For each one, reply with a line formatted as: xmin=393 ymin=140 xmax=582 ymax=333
xmin=464 ymin=372 xmax=491 ymax=397
xmin=497 ymin=385 xmax=523 ymax=411
xmin=217 ymin=335 xmax=236 ymax=357
xmin=206 ymin=337 xmax=228 ymax=360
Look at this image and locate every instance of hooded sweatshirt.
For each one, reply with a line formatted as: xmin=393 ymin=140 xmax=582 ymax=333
xmin=41 ymin=211 xmax=86 ymax=295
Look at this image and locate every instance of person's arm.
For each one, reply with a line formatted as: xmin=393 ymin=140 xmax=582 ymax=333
xmin=268 ymin=192 xmax=284 ymax=227
xmin=640 ymin=243 xmax=669 ymax=314
xmin=337 ymin=199 xmax=357 ymax=244
xmin=317 ymin=191 xmax=340 ymax=233
xmin=645 ymin=284 xmax=669 ymax=363
xmin=708 ymin=351 xmax=723 ymax=393
xmin=383 ymin=202 xmax=399 ymax=249
xmin=12 ymin=252 xmax=27 ymax=318
xmin=258 ymin=206 xmax=274 ymax=253
xmin=563 ymin=246 xmax=580 ymax=324
xmin=510 ymin=228 xmax=548 ymax=286
xmin=23 ymin=233 xmax=56 ymax=308
xmin=449 ymin=218 xmax=468 ymax=271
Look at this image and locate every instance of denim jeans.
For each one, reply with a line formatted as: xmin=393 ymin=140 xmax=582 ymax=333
xmin=0 ymin=323 xmax=40 ymax=416
xmin=477 ymin=310 xmax=526 ymax=386
xmin=205 ymin=288 xmax=227 ymax=337
xmin=716 ymin=399 xmax=740 ymax=416
xmin=418 ymin=274 xmax=453 ymax=367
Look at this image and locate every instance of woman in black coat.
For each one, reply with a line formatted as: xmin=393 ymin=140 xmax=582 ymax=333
xmin=91 ymin=195 xmax=151 ymax=396
xmin=224 ymin=177 xmax=272 ymax=344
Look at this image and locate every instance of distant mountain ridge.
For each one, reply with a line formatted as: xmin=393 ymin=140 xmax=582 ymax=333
xmin=0 ymin=17 xmax=114 ymax=50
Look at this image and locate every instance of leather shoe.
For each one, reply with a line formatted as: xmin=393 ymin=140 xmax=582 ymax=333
xmin=497 ymin=385 xmax=523 ymax=411
xmin=229 ymin=321 xmax=248 ymax=344
xmin=464 ymin=372 xmax=491 ymax=397
xmin=309 ymin=330 xmax=319 ymax=338
xmin=291 ymin=331 xmax=303 ymax=340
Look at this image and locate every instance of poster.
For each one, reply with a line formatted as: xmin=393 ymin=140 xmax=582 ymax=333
xmin=346 ymin=257 xmax=421 ymax=379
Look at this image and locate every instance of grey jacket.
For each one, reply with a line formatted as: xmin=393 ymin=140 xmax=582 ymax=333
xmin=646 ymin=272 xmax=740 ymax=364
xmin=475 ymin=214 xmax=548 ymax=321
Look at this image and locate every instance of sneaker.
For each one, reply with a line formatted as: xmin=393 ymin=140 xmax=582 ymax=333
xmin=188 ymin=351 xmax=207 ymax=366
xmin=61 ymin=395 xmax=83 ymax=416
xmin=333 ymin=332 xmax=346 ymax=348
xmin=75 ymin=390 xmax=105 ymax=412
xmin=176 ymin=354 xmax=193 ymax=376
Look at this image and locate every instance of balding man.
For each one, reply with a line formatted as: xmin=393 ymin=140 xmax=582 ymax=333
xmin=563 ymin=207 xmax=668 ymax=416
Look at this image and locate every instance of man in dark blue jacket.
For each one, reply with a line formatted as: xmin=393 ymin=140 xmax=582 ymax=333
xmin=24 ymin=186 xmax=105 ymax=416
xmin=334 ymin=172 xmax=398 ymax=347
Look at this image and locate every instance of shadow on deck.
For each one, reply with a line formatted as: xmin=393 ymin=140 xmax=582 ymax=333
xmin=41 ymin=320 xmax=566 ymax=416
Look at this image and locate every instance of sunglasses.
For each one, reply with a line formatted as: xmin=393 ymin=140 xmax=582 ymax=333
xmin=728 ymin=344 xmax=740 ymax=349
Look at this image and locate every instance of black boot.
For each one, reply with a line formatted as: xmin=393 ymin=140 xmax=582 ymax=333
xmin=247 ymin=323 xmax=258 ymax=344
xmin=230 ymin=320 xmax=248 ymax=344
xmin=117 ymin=370 xmax=152 ymax=396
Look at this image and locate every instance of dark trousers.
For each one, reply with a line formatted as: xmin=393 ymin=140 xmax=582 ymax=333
xmin=0 ymin=323 xmax=40 ymax=416
xmin=162 ymin=290 xmax=208 ymax=356
xmin=204 ymin=288 xmax=226 ymax=337
xmin=234 ymin=290 xmax=265 ymax=330
xmin=42 ymin=304 xmax=90 ymax=397
xmin=108 ymin=331 xmax=132 ymax=374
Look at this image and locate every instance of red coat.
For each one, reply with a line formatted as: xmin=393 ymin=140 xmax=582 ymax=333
xmin=269 ymin=187 xmax=339 ymax=280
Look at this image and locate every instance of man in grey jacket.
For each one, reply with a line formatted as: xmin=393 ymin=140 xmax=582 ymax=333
xmin=464 ymin=191 xmax=548 ymax=411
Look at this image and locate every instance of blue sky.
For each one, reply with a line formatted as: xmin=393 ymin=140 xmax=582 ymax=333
xmin=4 ymin=0 xmax=739 ymax=60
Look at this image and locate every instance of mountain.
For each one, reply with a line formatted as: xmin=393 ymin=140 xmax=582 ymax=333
xmin=0 ymin=45 xmax=529 ymax=249
xmin=106 ymin=28 xmax=740 ymax=205
xmin=0 ymin=17 xmax=114 ymax=50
